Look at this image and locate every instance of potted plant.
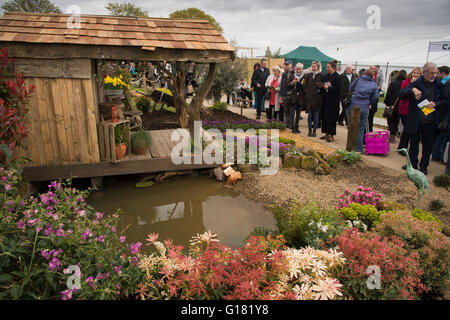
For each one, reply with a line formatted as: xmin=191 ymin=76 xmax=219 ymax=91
xmin=104 ymin=74 xmax=129 ymax=96
xmin=131 ymin=128 xmax=151 ymax=155
xmin=114 ymin=124 xmax=128 ymax=160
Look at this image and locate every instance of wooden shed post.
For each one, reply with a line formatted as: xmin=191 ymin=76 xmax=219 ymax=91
xmin=346 ymin=106 xmax=360 ymax=152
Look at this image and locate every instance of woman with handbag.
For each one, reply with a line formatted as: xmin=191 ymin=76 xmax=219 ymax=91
xmin=264 ymin=66 xmax=283 ymax=121
xmin=397 ymin=67 xmax=422 ymax=150
xmin=384 ymin=70 xmax=407 ymax=143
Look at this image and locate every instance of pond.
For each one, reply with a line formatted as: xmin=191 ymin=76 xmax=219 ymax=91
xmin=88 ymin=175 xmax=277 ymax=251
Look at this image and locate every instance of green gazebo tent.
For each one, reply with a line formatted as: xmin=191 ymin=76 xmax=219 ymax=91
xmin=282 ymin=45 xmax=338 ymax=70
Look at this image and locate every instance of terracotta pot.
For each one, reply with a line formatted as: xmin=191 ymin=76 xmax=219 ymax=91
xmin=115 ymin=143 xmax=127 ymax=160
xmin=133 ymin=142 xmax=147 ymax=155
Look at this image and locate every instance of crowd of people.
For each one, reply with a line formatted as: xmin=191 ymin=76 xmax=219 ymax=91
xmin=249 ymin=58 xmax=450 ymax=176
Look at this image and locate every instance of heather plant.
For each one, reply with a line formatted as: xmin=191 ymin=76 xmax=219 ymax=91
xmin=337 ymin=186 xmax=384 ymax=210
xmin=0 ymin=169 xmax=144 ymax=299
xmin=137 ymin=232 xmax=346 ymax=300
xmin=375 ymin=211 xmax=449 ymax=297
xmin=331 ymin=228 xmax=426 ymax=300
xmin=339 ymin=203 xmax=388 ymax=230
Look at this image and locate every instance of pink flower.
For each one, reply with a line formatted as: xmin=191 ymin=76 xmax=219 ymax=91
xmin=61 ymin=289 xmax=73 ymax=300
xmin=95 ymin=212 xmax=104 ymax=220
xmin=4 ymin=183 xmax=11 ymax=191
xmin=16 ymin=220 xmax=25 ymax=230
xmin=146 ymin=233 xmax=159 ymax=243
xmin=119 ymin=235 xmax=126 ymax=243
xmin=130 ymin=242 xmax=142 ymax=255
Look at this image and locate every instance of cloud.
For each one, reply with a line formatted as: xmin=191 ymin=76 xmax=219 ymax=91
xmin=39 ymin=1 xmax=450 ymax=63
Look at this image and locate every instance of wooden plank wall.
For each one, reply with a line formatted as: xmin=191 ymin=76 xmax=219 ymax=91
xmin=19 ymin=77 xmax=100 ymax=166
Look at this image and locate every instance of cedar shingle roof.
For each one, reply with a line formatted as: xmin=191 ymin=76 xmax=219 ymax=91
xmin=0 ymin=12 xmax=234 ymax=52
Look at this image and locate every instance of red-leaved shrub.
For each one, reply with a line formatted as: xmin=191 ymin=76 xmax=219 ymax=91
xmin=332 ymin=228 xmax=426 ymax=300
xmin=375 ymin=211 xmax=449 ymax=297
xmin=0 ymin=48 xmax=35 ymax=166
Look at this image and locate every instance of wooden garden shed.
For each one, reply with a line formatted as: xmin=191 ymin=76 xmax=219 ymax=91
xmin=0 ymin=12 xmax=234 ymax=181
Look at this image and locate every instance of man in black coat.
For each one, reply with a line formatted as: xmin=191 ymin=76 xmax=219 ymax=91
xmin=280 ymin=60 xmax=296 ymax=129
xmin=251 ymin=58 xmax=270 ymax=119
xmin=339 ymin=64 xmax=357 ymax=126
xmin=398 ymin=62 xmax=449 ymax=175
xmin=431 ymin=66 xmax=450 ymax=163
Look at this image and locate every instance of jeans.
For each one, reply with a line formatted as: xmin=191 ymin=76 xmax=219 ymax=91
xmin=408 ymin=123 xmax=436 ymax=170
xmin=291 ymin=105 xmax=302 ymax=132
xmin=255 ymin=90 xmax=265 ymax=117
xmin=308 ymin=109 xmax=320 ymax=129
xmin=432 ymin=132 xmax=447 ymax=162
xmin=347 ymin=106 xmax=369 ymax=153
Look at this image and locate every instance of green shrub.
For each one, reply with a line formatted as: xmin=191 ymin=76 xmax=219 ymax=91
xmin=135 ymin=96 xmax=153 ymax=113
xmin=411 ymin=208 xmax=443 ymax=231
xmin=375 ymin=211 xmax=450 ymax=297
xmin=336 ymin=149 xmax=362 ymax=164
xmin=277 ymin=137 xmax=295 ymax=145
xmin=382 ymin=200 xmax=408 ymax=211
xmin=339 ymin=203 xmax=387 ymax=230
xmin=428 ymin=200 xmax=445 ymax=213
xmin=271 ymin=202 xmax=347 ymax=248
xmin=433 ymin=174 xmax=450 ymax=190
xmin=209 ymin=101 xmax=228 ymax=112
xmin=326 ymin=156 xmax=338 ymax=168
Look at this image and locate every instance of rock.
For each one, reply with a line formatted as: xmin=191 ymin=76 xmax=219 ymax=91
xmin=283 ymin=154 xmax=302 ymax=168
xmin=318 ymin=162 xmax=331 ymax=175
xmin=301 ymin=146 xmax=313 ymax=155
xmin=315 ymin=166 xmax=325 ymax=175
xmin=324 ymin=150 xmax=336 ymax=161
xmin=278 ymin=157 xmax=283 ymax=169
xmin=300 ymin=156 xmax=319 ymax=171
xmin=238 ymin=163 xmax=259 ymax=173
xmin=213 ymin=167 xmax=225 ymax=181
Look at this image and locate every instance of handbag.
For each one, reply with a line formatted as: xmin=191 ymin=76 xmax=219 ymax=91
xmin=383 ymin=97 xmax=398 ymax=119
xmin=343 ymin=77 xmax=361 ymax=107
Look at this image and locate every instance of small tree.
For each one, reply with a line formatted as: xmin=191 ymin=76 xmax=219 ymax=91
xmin=169 ymin=8 xmax=223 ymax=33
xmin=105 ymin=2 xmax=149 ymax=17
xmin=1 ymin=0 xmax=62 ymax=13
xmin=265 ymin=46 xmax=282 ymax=58
xmin=208 ymin=40 xmax=247 ymax=102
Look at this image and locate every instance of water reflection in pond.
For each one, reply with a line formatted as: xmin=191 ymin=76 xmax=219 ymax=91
xmin=88 ymin=175 xmax=277 ymax=250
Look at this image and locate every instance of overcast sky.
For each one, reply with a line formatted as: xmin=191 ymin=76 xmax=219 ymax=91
xmin=3 ymin=0 xmax=450 ymax=65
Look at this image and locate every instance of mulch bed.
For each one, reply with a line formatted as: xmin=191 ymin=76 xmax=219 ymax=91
xmin=142 ymin=109 xmax=252 ymax=131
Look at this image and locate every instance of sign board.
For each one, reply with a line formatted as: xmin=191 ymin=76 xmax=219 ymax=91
xmin=429 ymin=41 xmax=450 ymax=52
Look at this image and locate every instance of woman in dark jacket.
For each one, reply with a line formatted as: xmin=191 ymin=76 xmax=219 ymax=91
xmin=384 ymin=70 xmax=407 ymax=143
xmin=304 ymin=61 xmax=323 ymax=137
xmin=320 ymin=60 xmax=342 ymax=142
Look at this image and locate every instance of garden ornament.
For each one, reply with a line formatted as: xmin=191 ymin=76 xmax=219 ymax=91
xmin=395 ymin=148 xmax=430 ymax=204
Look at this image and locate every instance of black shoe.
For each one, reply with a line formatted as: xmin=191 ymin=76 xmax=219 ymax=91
xmin=256 ymin=115 xmax=261 ymax=120
xmin=312 ymin=129 xmax=317 ymax=137
xmin=420 ymin=168 xmax=428 ymax=175
xmin=308 ymin=128 xmax=313 ymax=137
xmin=338 ymin=122 xmax=344 ymax=126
